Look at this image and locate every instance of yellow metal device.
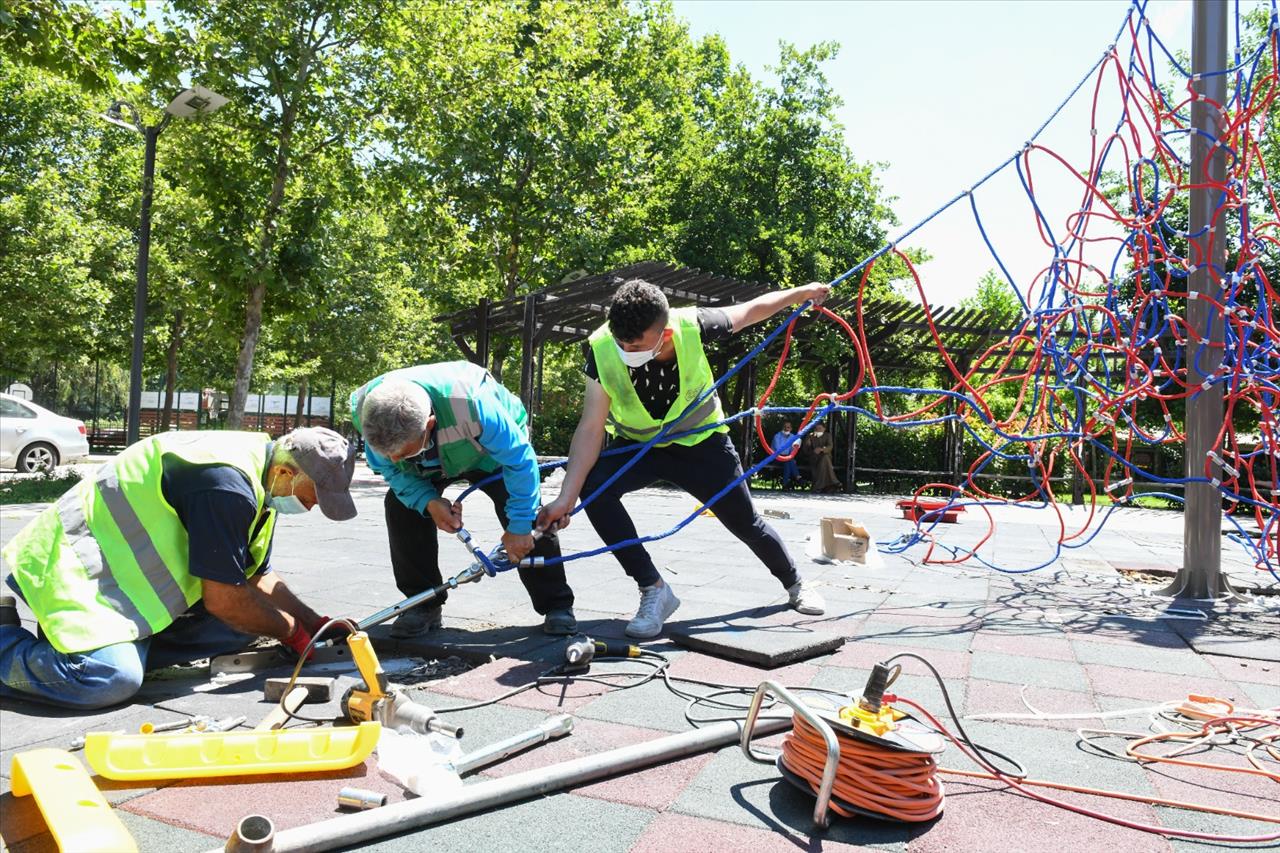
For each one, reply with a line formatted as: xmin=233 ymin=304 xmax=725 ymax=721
xmin=344 ymin=632 xmax=390 ymax=725
xmin=342 ymin=631 xmax=463 ymax=737
xmin=838 ymin=702 xmax=906 ymax=738
xmin=10 ymin=748 xmax=138 ymax=852
xmin=82 ymin=722 xmax=381 ymax=781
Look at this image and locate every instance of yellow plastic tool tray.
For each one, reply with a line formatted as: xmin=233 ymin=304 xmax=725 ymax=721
xmin=83 ymin=721 xmax=381 ymax=781
xmin=11 ymin=748 xmax=138 ymax=852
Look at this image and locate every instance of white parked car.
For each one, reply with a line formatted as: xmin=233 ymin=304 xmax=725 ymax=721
xmin=0 ymin=392 xmax=90 ymax=472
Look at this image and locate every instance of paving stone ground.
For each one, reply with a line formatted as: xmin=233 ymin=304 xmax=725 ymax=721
xmin=1 ymin=461 xmax=1277 ymax=851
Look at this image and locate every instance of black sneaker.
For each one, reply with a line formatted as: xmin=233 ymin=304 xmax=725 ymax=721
xmin=389 ymin=605 xmax=443 ymax=638
xmin=0 ymin=595 xmax=20 ymax=627
xmin=542 ymin=608 xmax=577 ymax=636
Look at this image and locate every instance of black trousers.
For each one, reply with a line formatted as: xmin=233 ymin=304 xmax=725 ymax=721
xmin=384 ymin=472 xmax=574 ymax=615
xmin=580 ymin=433 xmax=800 ymax=590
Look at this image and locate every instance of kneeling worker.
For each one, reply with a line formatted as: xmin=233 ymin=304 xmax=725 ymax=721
xmin=352 ymin=362 xmax=576 ymax=637
xmin=0 ymin=427 xmax=358 ymax=710
xmin=537 ymin=278 xmax=829 ymax=638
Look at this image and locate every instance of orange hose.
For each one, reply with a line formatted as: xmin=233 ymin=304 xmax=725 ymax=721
xmin=938 ymin=767 xmax=1280 ymax=824
xmin=1125 ymin=717 xmax=1280 ymax=782
xmin=781 ymin=715 xmax=944 ymax=822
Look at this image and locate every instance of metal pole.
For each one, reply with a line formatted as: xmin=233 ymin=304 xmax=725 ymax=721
xmin=520 ymin=294 xmax=536 ymax=412
xmin=476 ymin=297 xmax=491 ymax=370
xmin=210 ymin=716 xmax=791 ymax=853
xmin=92 ymin=357 xmax=100 ymax=438
xmin=126 ymin=122 xmax=165 ymax=446
xmin=1174 ymin=0 xmax=1229 ymax=599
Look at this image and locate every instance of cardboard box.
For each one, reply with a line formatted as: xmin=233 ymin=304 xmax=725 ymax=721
xmin=820 ymin=517 xmax=870 ymax=563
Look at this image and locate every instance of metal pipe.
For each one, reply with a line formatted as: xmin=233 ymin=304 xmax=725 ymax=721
xmin=208 ymin=716 xmax=791 ymax=853
xmin=336 ymin=788 xmax=386 ymax=811
xmin=224 ymin=814 xmax=274 ymax=853
xmin=450 ymin=714 xmax=573 ymax=777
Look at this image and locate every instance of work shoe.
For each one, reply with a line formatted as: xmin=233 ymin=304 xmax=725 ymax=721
xmin=787 ymin=580 xmax=826 ymax=616
xmin=626 ymin=581 xmax=681 ymax=639
xmin=0 ymin=595 xmax=19 ymax=627
xmin=389 ymin=605 xmax=443 ymax=638
xmin=542 ymin=608 xmax=578 ymax=636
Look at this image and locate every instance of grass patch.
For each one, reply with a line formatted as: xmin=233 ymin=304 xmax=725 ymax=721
xmin=0 ymin=470 xmax=82 ymax=504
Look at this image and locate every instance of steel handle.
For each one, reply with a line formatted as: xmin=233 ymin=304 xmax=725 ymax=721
xmin=355 ymin=563 xmax=486 ymax=633
xmin=450 ymin=714 xmax=574 ymax=777
xmin=740 ymin=680 xmax=838 ymax=829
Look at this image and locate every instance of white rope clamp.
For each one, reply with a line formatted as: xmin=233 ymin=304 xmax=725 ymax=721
xmin=1106 ymin=478 xmax=1133 ymax=493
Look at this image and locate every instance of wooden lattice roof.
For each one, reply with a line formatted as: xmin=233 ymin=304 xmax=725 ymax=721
xmin=435 ymin=260 xmax=1025 ymax=372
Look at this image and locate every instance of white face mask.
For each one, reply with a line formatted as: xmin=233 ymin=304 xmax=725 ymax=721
xmin=271 ymin=493 xmax=308 ymax=515
xmin=269 ymin=475 xmax=309 ymax=515
xmin=617 ymin=338 xmax=661 ymax=369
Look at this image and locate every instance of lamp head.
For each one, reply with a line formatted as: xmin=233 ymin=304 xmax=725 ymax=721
xmin=164 ymin=85 xmax=229 ymax=118
xmin=100 ymin=100 xmax=142 ymax=133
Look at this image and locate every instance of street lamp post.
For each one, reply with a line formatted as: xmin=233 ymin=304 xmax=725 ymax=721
xmin=102 ymin=86 xmax=229 ymax=446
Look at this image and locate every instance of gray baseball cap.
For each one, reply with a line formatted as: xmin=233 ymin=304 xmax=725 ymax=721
xmin=286 ymin=427 xmax=358 ymax=521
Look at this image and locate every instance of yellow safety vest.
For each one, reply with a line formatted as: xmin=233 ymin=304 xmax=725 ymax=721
xmin=588 ymin=307 xmax=728 ymax=448
xmin=1 ymin=432 xmax=277 ymax=653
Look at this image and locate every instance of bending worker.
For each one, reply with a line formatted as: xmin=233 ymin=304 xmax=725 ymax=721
xmin=537 ymin=278 xmax=829 ymax=639
xmin=0 ymin=427 xmax=358 ymax=709
xmin=352 ymin=362 xmax=576 ymax=638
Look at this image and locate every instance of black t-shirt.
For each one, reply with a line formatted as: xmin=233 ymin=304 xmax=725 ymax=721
xmin=161 ymin=457 xmax=273 ymax=586
xmin=583 ymin=307 xmax=733 ymax=420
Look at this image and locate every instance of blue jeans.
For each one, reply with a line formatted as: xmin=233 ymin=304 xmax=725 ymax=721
xmin=781 ymin=459 xmax=800 ymax=488
xmin=1 ymin=584 xmax=254 ymax=710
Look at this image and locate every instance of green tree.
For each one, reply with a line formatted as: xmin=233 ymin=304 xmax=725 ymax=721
xmin=162 ymin=0 xmax=397 ymax=427
xmin=0 ymin=55 xmax=136 ymax=380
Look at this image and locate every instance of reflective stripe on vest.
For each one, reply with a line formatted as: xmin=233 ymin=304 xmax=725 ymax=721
xmin=604 ymin=392 xmax=722 ymax=441
xmin=589 ymin=307 xmax=728 ymax=448
xmin=89 ymin=459 xmax=190 ymax=619
xmin=53 ymin=480 xmax=152 ymax=631
xmin=436 ymin=370 xmax=484 ymax=452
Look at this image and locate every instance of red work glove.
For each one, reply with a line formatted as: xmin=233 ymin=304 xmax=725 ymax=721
xmin=307 ymin=614 xmax=354 ymax=643
xmin=283 ymin=621 xmax=315 ymax=661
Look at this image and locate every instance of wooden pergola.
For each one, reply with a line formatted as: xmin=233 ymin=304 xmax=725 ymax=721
xmin=436 ymin=260 xmax=1047 ymax=493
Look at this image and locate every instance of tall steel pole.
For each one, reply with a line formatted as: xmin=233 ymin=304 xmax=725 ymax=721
xmin=126 ymin=119 xmax=169 ymax=445
xmin=1177 ymin=0 xmax=1229 ymax=598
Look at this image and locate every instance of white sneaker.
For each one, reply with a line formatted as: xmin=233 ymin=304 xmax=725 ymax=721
xmin=626 ymin=581 xmax=681 ymax=638
xmin=787 ymin=580 xmax=825 ymax=615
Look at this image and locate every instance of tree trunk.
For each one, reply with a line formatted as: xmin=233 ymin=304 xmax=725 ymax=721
xmin=489 ymin=340 xmax=511 ymax=382
xmin=294 ymin=375 xmax=308 ymax=428
xmin=226 ymin=49 xmax=311 ymax=427
xmin=161 ymin=310 xmax=184 ymax=431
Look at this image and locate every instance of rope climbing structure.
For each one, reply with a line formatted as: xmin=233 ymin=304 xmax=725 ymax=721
xmin=462 ymin=0 xmax=1280 ymax=584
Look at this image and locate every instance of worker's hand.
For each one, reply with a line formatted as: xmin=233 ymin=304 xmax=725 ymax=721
xmin=795 ymin=282 xmax=831 ymax=307
xmin=536 ymin=497 xmax=574 ymax=533
xmin=426 ymin=498 xmax=463 ymax=533
xmin=282 ymin=621 xmax=315 ymax=661
xmin=502 ymin=531 xmax=536 ymax=563
xmin=307 ymin=614 xmax=353 ymax=643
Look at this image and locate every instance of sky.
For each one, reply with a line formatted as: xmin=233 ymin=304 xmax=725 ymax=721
xmin=671 ymin=0 xmax=1205 ymax=306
